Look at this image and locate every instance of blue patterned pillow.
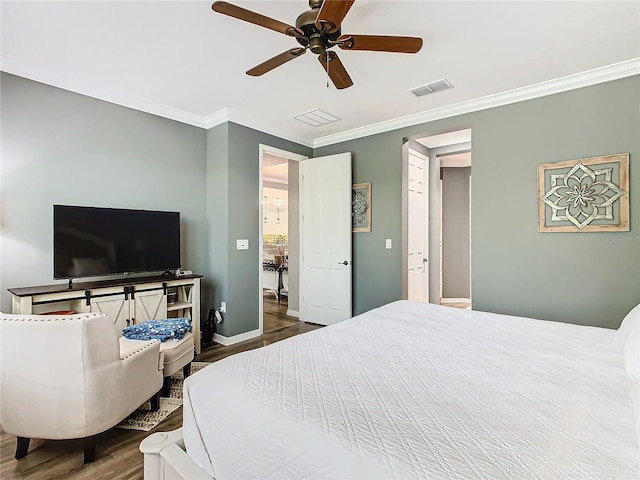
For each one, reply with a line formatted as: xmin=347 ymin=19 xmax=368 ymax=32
xmin=122 ymin=318 xmax=192 ymax=342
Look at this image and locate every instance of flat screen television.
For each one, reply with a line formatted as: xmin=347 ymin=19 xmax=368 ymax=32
xmin=53 ymin=205 xmax=181 ymax=279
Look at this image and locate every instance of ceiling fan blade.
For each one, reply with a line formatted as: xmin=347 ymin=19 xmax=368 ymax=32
xmin=247 ymin=48 xmax=306 ymax=76
xmin=318 ymin=51 xmax=353 ymax=90
xmin=338 ymin=34 xmax=423 ymax=53
xmin=212 ymin=1 xmax=298 ymax=37
xmin=315 ymin=0 xmax=355 ymax=33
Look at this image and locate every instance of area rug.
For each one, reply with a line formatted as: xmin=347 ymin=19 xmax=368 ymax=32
xmin=116 ymin=361 xmax=211 ymax=431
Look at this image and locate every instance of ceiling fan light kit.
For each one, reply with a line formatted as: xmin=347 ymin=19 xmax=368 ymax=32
xmin=211 ymin=0 xmax=423 ymax=90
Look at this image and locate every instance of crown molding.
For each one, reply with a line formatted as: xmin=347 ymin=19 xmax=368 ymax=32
xmin=127 ymin=101 xmax=208 ymax=128
xmin=202 ymin=108 xmax=229 ymax=129
xmin=3 ymin=69 xmax=213 ymax=128
xmin=200 ymin=107 xmax=313 ymax=147
xmin=4 ymin=70 xmax=313 ymax=146
xmin=263 ymin=176 xmax=288 ymax=184
xmin=95 ymin=56 xmax=640 ymax=149
xmin=312 ymin=58 xmax=640 ymax=148
xmin=226 ymin=108 xmax=314 ymax=148
xmin=7 ymin=58 xmax=637 ymax=151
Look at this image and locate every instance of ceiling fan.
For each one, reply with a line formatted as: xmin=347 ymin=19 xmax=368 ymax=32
xmin=211 ymin=0 xmax=423 ymax=90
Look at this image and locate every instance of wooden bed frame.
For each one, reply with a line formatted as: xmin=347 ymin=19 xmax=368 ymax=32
xmin=139 ymin=428 xmax=213 ymax=480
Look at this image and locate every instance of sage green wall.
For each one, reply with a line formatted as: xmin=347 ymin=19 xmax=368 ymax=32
xmin=0 ymin=73 xmax=209 ymax=316
xmin=210 ymin=122 xmax=311 ymax=337
xmin=287 ymin=160 xmax=300 ymax=313
xmin=468 ymin=78 xmax=639 ymax=328
xmin=205 ymin=123 xmax=230 ymax=329
xmin=2 ymin=72 xmax=637 ymax=332
xmin=316 ymin=76 xmax=640 ymax=328
xmin=441 ymin=166 xmax=471 ymax=298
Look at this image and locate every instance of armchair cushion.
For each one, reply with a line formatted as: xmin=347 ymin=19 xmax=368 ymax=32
xmin=159 ymin=331 xmax=195 ymax=377
xmin=120 ymin=336 xmax=165 ymax=372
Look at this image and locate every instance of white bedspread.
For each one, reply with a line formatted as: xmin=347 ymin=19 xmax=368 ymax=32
xmin=183 ymin=301 xmax=639 ymax=479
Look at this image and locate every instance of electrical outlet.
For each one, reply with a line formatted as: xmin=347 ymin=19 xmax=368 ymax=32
xmin=220 ymin=301 xmax=226 ymax=313
xmin=236 ymin=239 xmax=249 ymax=250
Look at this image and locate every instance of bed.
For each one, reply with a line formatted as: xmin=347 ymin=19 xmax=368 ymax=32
xmin=141 ymin=300 xmax=640 ymax=479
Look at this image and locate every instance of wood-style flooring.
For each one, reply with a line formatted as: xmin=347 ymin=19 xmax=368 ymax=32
xmin=442 ymin=301 xmax=471 ymax=309
xmin=0 ymin=314 xmax=322 ymax=480
xmin=262 ymin=291 xmax=299 ymax=334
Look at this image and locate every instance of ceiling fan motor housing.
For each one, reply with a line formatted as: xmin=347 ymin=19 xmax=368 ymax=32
xmin=295 ymin=5 xmax=341 ymax=53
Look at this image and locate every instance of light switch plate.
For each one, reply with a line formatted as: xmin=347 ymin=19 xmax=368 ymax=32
xmin=237 ymin=239 xmax=249 ymax=250
xmin=385 ymin=239 xmax=392 ymax=249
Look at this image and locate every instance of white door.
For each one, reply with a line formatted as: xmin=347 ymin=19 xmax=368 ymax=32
xmin=407 ymin=149 xmax=429 ymax=302
xmin=300 ymin=152 xmax=352 ymax=325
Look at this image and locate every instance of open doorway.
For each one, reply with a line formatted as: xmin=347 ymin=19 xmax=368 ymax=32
xmin=259 ymin=145 xmax=306 ymax=334
xmin=439 ymin=151 xmax=471 ymax=309
xmin=403 ymin=129 xmax=472 ymax=310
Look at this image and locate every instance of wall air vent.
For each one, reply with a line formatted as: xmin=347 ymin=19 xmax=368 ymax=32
xmin=293 ymin=108 xmax=340 ymax=127
xmin=410 ymin=78 xmax=454 ymax=97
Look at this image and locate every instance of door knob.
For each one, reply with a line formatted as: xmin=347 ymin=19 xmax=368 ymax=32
xmin=338 ymin=261 xmax=349 ymax=265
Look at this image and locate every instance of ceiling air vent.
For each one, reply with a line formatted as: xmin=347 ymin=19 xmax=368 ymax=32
xmin=293 ymin=108 xmax=340 ymax=127
xmin=410 ymin=78 xmax=454 ymax=97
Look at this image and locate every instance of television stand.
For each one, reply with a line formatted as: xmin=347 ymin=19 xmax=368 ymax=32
xmin=8 ymin=274 xmax=203 ymax=354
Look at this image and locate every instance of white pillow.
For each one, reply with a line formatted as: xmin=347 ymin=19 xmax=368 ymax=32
xmin=631 ymin=380 xmax=640 ymax=439
xmin=625 ymin=326 xmax=640 ymax=379
xmin=618 ymin=304 xmax=640 ymax=379
xmin=617 ymin=304 xmax=640 ymax=347
xmin=624 ymin=329 xmax=640 ymax=380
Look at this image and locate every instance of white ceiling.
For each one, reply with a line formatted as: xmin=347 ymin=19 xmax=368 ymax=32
xmin=415 ymin=129 xmax=471 ymax=148
xmin=440 ymin=152 xmax=471 ymax=167
xmin=2 ymin=1 xmax=639 ymax=147
xmin=263 ymin=153 xmax=289 ymax=185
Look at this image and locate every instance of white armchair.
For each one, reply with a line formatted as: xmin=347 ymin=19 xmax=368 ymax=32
xmin=0 ymin=312 xmax=164 ymax=464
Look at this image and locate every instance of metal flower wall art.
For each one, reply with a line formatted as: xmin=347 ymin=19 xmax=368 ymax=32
xmin=538 ymin=154 xmax=629 ymax=232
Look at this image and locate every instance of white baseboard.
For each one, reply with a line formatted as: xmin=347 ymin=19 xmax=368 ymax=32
xmin=286 ymin=309 xmax=300 ymax=318
xmin=441 ymin=297 xmax=471 ymax=304
xmin=213 ymin=328 xmax=261 ymax=346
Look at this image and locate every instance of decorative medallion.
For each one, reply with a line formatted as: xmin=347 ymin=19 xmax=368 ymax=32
xmin=352 ymin=182 xmax=371 ymax=232
xmin=538 ymin=154 xmax=629 ymax=232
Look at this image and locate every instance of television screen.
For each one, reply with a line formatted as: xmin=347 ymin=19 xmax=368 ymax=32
xmin=53 ymin=205 xmax=181 ymax=279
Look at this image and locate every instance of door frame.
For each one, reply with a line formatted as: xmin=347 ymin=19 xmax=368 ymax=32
xmin=402 ymin=131 xmax=473 ymax=305
xmin=440 ymin=154 xmax=472 ymax=305
xmin=258 ymin=144 xmax=308 ymax=335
